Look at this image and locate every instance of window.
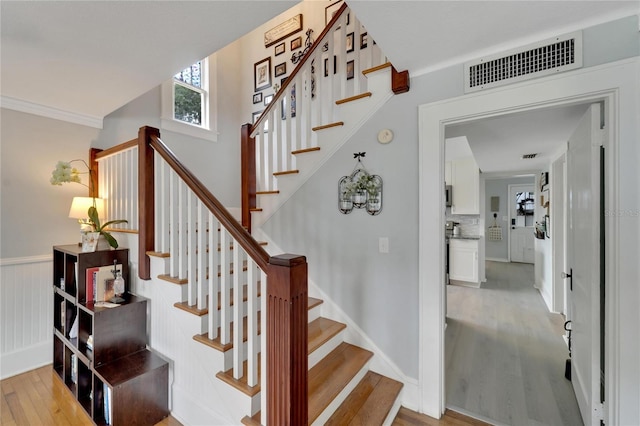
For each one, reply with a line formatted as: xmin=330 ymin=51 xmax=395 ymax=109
xmin=161 ymin=56 xmax=217 ymax=141
xmin=173 ymin=61 xmax=205 ymax=126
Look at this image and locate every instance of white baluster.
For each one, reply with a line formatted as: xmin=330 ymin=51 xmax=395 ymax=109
xmin=219 ymin=228 xmax=231 ymax=344
xmin=197 ymin=201 xmax=206 ymax=310
xmin=187 ymin=191 xmax=197 ymax=306
xmin=169 ymin=170 xmax=179 ymax=277
xmin=208 ymin=213 xmax=219 ymax=340
xmin=246 ymin=258 xmax=259 ymax=387
xmin=178 ymin=180 xmax=187 ymax=281
xmin=232 ymin=242 xmax=243 ymax=379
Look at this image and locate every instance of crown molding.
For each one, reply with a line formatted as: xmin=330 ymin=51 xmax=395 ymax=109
xmin=0 ymin=96 xmax=103 ymax=129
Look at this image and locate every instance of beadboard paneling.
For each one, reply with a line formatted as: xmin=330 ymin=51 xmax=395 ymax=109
xmin=0 ymin=257 xmax=53 ymax=379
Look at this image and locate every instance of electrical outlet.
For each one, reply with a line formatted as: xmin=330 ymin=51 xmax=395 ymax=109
xmin=379 ymin=237 xmax=389 ymax=253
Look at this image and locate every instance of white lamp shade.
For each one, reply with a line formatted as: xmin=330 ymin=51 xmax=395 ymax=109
xmin=69 ymin=197 xmax=105 ymax=219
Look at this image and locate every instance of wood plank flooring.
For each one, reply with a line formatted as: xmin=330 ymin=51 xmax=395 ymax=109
xmin=1 ymin=365 xmax=180 ymax=426
xmin=4 ymin=365 xmax=486 ymax=425
xmin=446 ymin=261 xmax=583 ymax=425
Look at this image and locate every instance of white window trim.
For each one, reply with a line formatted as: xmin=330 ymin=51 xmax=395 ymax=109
xmin=161 ymin=55 xmax=218 ymax=142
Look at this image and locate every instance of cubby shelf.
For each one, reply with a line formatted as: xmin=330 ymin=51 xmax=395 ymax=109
xmin=52 ymin=244 xmax=169 ymax=425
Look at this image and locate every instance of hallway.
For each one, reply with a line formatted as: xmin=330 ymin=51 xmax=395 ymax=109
xmin=445 ymin=261 xmax=583 ymax=425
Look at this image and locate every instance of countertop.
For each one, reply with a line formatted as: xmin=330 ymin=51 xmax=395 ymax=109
xmin=449 ymin=235 xmax=481 ymax=240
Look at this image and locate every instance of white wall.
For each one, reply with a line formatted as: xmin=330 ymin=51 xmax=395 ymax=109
xmin=533 ymin=172 xmax=553 ymax=310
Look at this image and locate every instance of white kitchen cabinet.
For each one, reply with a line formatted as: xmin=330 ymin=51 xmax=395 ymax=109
xmin=451 ymin=156 xmax=479 ymax=215
xmin=449 ymin=239 xmax=479 ymax=284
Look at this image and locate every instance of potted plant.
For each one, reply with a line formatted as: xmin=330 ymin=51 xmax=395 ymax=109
xmin=51 ymin=160 xmax=128 ymax=249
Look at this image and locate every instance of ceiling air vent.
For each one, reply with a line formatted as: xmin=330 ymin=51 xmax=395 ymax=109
xmin=522 ymin=153 xmax=538 ymax=159
xmin=464 ymin=31 xmax=582 ymax=93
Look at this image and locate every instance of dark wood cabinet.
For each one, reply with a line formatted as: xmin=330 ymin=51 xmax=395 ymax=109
xmin=52 ymin=244 xmax=169 ymax=425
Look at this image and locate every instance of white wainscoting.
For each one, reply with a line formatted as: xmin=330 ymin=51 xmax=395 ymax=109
xmin=0 ymin=256 xmax=53 ymax=379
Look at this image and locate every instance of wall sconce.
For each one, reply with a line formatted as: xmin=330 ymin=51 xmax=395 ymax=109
xmin=338 ymin=152 xmax=383 ymax=215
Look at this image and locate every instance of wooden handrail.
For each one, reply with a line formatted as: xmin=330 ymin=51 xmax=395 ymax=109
xmin=250 ymin=2 xmax=348 ymax=135
xmin=241 ymin=123 xmax=256 ymax=232
xmin=95 ymin=138 xmax=138 ymax=160
xmin=139 ymin=126 xmax=270 ymax=272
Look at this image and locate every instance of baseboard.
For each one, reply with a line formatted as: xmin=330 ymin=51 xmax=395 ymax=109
xmin=1 ymin=341 xmax=52 ymax=379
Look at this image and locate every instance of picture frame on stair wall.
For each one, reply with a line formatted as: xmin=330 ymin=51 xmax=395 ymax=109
xmin=254 ymin=57 xmax=271 ymax=92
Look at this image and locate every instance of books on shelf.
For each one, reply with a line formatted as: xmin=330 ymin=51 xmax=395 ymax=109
xmin=85 ymin=264 xmax=123 ymax=303
xmin=71 ymin=354 xmax=78 ymax=384
xmin=103 ymin=382 xmax=112 ymax=424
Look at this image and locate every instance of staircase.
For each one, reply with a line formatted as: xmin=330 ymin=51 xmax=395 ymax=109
xmin=144 ymin=226 xmax=403 ymax=425
xmin=92 ymin=4 xmax=410 ymax=424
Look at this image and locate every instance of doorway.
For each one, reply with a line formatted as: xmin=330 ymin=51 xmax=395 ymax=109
xmin=417 ymin=61 xmax=630 ymax=421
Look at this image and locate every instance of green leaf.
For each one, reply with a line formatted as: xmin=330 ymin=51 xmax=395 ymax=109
xmin=101 ymin=231 xmax=119 ymax=249
xmin=102 ymin=219 xmax=128 ymax=229
xmin=88 ymin=206 xmax=102 ymax=231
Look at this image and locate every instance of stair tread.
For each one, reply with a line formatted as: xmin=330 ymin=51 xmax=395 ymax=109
xmin=325 ymin=371 xmax=403 ymax=425
xmin=362 ymin=61 xmax=392 ymax=76
xmin=256 ymin=190 xmax=280 ymax=195
xmin=241 ymin=411 xmax=261 ymax=426
xmin=292 ymin=146 xmax=321 ymax=155
xmin=216 ymin=355 xmax=261 ymax=397
xmin=197 ymin=297 xmax=324 ymax=353
xmin=174 ymin=283 xmax=262 ymax=316
xmin=312 ymin=121 xmax=344 ymax=132
xmin=273 ymin=169 xmax=299 ymax=176
xmin=308 ymin=342 xmax=373 ymax=424
xmin=308 ymin=317 xmax=346 ymax=355
xmin=194 ymin=311 xmax=262 ymax=352
xmin=158 ymin=260 xmax=249 ymax=285
xmin=335 ymin=92 xmax=372 ymax=105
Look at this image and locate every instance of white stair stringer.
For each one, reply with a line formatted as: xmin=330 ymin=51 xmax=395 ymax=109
xmin=131 ymin=254 xmax=257 ymax=425
xmin=252 ymin=66 xmax=394 ymax=229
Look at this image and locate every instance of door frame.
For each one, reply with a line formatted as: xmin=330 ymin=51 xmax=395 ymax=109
xmin=418 ymin=58 xmax=638 ymax=423
xmin=551 ymin=150 xmax=568 ymax=315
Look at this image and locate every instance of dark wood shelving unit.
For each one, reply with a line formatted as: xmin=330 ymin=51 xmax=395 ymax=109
xmin=52 ymin=244 xmax=169 ymax=425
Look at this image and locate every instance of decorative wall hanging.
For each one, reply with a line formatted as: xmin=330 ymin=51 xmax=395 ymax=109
xmin=291 ymin=29 xmax=314 ymax=65
xmin=264 ymin=14 xmax=303 ymax=47
xmin=338 ymin=152 xmax=383 ymax=215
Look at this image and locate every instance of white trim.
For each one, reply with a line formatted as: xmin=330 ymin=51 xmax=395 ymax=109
xmin=0 ymin=254 xmax=52 ymax=266
xmin=0 ymin=341 xmax=52 ymax=380
xmin=485 ymin=257 xmax=510 ymax=263
xmin=0 ymin=96 xmax=103 ymax=129
xmin=419 ymin=57 xmax=638 ymax=421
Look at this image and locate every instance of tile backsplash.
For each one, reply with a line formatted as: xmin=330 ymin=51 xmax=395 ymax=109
xmin=446 ymin=213 xmax=481 ymax=236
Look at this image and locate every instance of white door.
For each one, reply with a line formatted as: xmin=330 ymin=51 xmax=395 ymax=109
xmin=567 ymin=103 xmax=604 ymax=425
xmin=509 ymin=184 xmax=535 ymax=263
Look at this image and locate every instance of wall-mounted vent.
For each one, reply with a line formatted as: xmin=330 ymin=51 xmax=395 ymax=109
xmin=464 ymin=31 xmax=582 ymax=93
xmin=522 ymin=153 xmax=538 ymax=159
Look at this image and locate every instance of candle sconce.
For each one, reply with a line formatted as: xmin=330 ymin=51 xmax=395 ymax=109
xmin=338 ymin=152 xmax=383 ymax=215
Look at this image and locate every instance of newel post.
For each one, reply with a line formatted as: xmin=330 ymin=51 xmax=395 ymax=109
xmin=138 ymin=126 xmax=158 ymax=280
xmin=267 ymin=254 xmax=308 ymax=425
xmin=241 ymin=123 xmax=256 ymax=233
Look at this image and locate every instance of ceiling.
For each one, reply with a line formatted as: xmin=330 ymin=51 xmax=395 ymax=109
xmin=1 ymin=1 xmax=638 ymax=129
xmin=445 ymin=103 xmax=590 ymax=174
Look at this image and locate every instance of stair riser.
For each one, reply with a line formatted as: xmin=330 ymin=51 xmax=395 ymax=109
xmin=308 ymin=329 xmax=345 ymax=370
xmin=310 ymin=359 xmax=372 ymax=426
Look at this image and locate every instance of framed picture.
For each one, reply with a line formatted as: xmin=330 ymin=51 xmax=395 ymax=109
xmin=254 ymin=57 xmax=272 ymax=92
xmin=281 ymin=85 xmax=296 ymax=120
xmin=346 ymin=60 xmax=354 ymax=80
xmin=252 ymin=111 xmax=263 ymax=124
xmin=275 ymin=42 xmax=285 ymax=56
xmin=290 ymin=36 xmax=302 ymax=51
xmin=346 ymin=32 xmax=354 ymax=53
xmin=252 ymin=92 xmax=263 ymax=104
xmin=264 ymin=94 xmax=274 ymax=106
xmin=325 ymin=0 xmax=343 ymax=25
xmin=275 ymin=62 xmax=287 ymax=77
xmin=264 ymin=14 xmax=302 ymax=47
xmin=360 ymin=32 xmax=368 ymax=49
xmin=540 ymin=171 xmax=549 ymax=189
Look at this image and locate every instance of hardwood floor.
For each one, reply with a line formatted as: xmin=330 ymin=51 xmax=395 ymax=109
xmin=1 ymin=365 xmax=180 ymax=426
xmin=3 ymin=365 xmax=485 ymax=426
xmin=445 ymin=261 xmax=583 ymax=425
